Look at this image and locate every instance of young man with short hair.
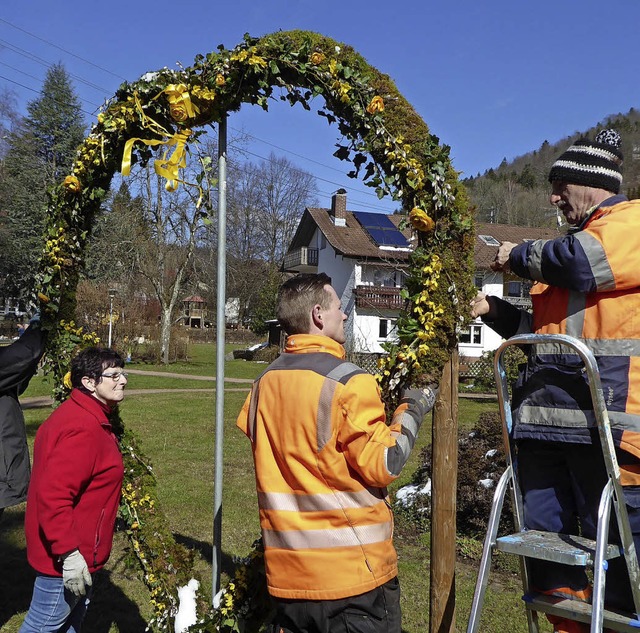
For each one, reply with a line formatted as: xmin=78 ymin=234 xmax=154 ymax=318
xmin=238 ymin=273 xmax=437 ymax=633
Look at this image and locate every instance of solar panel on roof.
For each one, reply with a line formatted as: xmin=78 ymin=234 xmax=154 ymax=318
xmin=353 ymin=211 xmax=389 ymax=228
xmin=352 ymin=211 xmax=410 ymax=248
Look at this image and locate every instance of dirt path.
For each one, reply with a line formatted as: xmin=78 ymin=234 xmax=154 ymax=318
xmin=21 ymin=368 xmax=254 ymax=409
xmin=124 ymin=368 xmax=253 ymax=383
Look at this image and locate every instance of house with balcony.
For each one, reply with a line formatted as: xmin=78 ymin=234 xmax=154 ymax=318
xmin=283 ymin=190 xmax=412 ymax=354
xmin=182 ymin=295 xmax=210 ymax=328
xmin=283 ymin=191 xmax=560 ymax=358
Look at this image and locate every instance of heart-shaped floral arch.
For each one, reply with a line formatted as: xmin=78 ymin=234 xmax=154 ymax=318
xmin=35 ymin=30 xmax=474 ymax=632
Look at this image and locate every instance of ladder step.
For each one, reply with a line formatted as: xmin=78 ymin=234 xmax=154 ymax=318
xmin=495 ymin=529 xmax=621 ymax=566
xmin=523 ymin=593 xmax=640 ymax=632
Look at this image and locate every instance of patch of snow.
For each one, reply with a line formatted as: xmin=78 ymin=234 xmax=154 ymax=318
xmin=213 ymin=588 xmax=224 ymax=610
xmin=175 ymin=578 xmax=199 ymax=633
xmin=395 ymin=480 xmax=431 ymax=507
xmin=484 ymin=449 xmax=498 ymax=459
xmin=478 ymin=478 xmax=494 ymax=489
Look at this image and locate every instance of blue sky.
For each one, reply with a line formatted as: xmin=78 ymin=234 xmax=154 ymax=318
xmin=2 ymin=1 xmax=640 ymax=214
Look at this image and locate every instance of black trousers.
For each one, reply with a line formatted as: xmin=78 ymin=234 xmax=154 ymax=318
xmin=518 ymin=439 xmax=640 ymax=611
xmin=270 ymin=577 xmax=401 ymax=633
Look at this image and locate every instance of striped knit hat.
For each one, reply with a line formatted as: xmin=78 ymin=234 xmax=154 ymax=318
xmin=548 ymin=129 xmax=623 ymax=193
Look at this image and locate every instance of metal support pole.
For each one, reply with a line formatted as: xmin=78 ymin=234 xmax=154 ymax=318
xmin=212 ymin=116 xmax=227 ymax=599
xmin=108 ymin=289 xmax=116 ymax=348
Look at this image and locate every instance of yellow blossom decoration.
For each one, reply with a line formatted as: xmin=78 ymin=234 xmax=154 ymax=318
xmin=162 ymin=84 xmax=199 ymax=122
xmin=63 ymin=371 xmax=72 ymax=390
xmin=409 ymin=207 xmax=435 ymax=232
xmin=215 ymin=73 xmax=226 ymax=86
xmin=248 ymin=54 xmax=267 ymax=68
xmin=366 ymin=95 xmax=384 ymax=114
xmin=191 ymin=85 xmax=217 ymax=101
xmin=63 ymin=175 xmax=81 ymax=193
xmin=310 ymin=51 xmax=325 ymax=65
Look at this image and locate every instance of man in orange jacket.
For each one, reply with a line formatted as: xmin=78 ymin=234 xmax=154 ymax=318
xmin=237 ymin=272 xmax=437 ymax=633
xmin=471 ymin=129 xmax=640 ymax=633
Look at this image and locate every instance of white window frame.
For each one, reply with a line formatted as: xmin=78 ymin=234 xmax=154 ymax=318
xmin=459 ymin=323 xmax=483 ymax=346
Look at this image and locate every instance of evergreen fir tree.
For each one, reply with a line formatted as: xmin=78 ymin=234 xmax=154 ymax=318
xmin=0 ymin=63 xmax=85 ymax=299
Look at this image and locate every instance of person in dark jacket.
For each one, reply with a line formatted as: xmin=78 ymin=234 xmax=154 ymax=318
xmin=471 ymin=130 xmax=640 ymax=633
xmin=20 ymin=347 xmax=127 ymax=633
xmin=0 ymin=315 xmax=46 ymax=520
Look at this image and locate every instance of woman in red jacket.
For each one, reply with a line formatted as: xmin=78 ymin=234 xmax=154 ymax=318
xmin=20 ymin=347 xmax=127 ymax=633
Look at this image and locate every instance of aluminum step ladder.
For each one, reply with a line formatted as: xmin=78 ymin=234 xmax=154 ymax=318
xmin=466 ymin=333 xmax=640 ymax=633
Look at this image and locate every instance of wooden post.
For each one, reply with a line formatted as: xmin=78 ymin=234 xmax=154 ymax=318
xmin=429 ymin=350 xmax=459 ymax=633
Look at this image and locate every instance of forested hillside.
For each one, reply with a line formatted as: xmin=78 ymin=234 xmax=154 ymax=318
xmin=464 ymin=108 xmax=640 ymax=227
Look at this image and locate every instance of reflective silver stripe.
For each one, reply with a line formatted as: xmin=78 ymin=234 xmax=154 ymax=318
xmin=518 ymin=404 xmax=591 ymax=428
xmin=385 ymin=435 xmax=411 ymax=476
xmin=317 ymin=378 xmax=337 ymax=451
xmin=536 ymin=339 xmax=640 ymax=357
xmin=392 ymin=410 xmax=420 ymax=440
xmin=247 ymin=382 xmax=260 ymax=442
xmin=316 ymin=362 xmax=363 ymax=451
xmin=565 ymin=290 xmax=586 ymax=338
xmin=518 ymin=405 xmax=640 ymax=433
xmin=527 ymin=239 xmax=549 ymax=282
xmin=325 ymin=362 xmax=362 ymax=383
xmin=258 ymin=488 xmax=385 ymax=512
xmin=263 ymin=521 xmax=392 ymax=550
xmin=573 ymin=231 xmax=616 ymax=291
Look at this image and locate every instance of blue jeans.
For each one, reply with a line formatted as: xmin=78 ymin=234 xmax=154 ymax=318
xmin=19 ymin=574 xmax=92 ymax=633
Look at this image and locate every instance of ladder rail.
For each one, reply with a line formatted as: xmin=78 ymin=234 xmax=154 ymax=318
xmin=495 ymin=333 xmax=640 ymax=618
xmin=592 ymin=479 xmax=615 ymax=633
xmin=467 ymin=466 xmax=512 ymax=633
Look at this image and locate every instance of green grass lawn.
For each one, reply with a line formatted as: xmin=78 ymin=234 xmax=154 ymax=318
xmin=2 ymin=343 xmax=547 ymax=632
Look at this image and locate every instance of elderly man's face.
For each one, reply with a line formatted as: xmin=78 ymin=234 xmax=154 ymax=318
xmin=549 ymin=181 xmax=604 ymax=226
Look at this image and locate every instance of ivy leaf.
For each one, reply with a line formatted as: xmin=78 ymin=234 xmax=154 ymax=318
xmin=269 ymin=60 xmax=280 ymax=75
xmin=353 ymin=153 xmax=367 ymax=170
xmin=333 ymin=145 xmax=350 ymax=161
xmin=363 ymin=162 xmax=376 ymax=181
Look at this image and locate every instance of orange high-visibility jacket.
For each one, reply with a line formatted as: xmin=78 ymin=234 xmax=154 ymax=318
xmin=236 ymin=334 xmax=423 ymax=600
xmin=485 ymin=196 xmax=640 ymax=483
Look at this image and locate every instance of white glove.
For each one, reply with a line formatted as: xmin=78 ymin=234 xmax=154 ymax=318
xmin=62 ymin=549 xmax=92 ymax=596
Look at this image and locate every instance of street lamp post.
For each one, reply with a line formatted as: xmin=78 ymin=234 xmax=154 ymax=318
xmin=108 ymin=289 xmax=117 ymax=348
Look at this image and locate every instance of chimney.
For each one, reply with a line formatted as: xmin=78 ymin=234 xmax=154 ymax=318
xmin=330 ymin=189 xmax=347 ymax=227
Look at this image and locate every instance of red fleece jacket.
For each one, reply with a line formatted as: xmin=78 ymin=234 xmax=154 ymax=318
xmin=24 ymin=389 xmax=124 ymax=575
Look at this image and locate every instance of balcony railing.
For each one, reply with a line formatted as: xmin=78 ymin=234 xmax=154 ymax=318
xmin=353 ymin=285 xmax=403 ymax=310
xmin=282 ymin=247 xmax=319 ymax=272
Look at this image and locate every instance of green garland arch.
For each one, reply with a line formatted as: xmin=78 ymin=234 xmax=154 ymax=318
xmin=35 ymin=30 xmax=475 ymax=632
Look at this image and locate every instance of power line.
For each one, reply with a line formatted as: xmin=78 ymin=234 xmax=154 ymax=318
xmin=0 ymin=59 xmax=102 ymax=110
xmin=233 ymin=145 xmax=392 ymax=212
xmin=0 ymin=37 xmax=114 ymax=96
xmin=0 ymin=73 xmax=99 ymax=119
xmin=0 ymin=17 xmax=127 ymax=81
xmin=0 ymin=19 xmax=396 ymax=213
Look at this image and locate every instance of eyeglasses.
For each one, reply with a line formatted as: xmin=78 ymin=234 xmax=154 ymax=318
xmin=101 ymin=372 xmax=128 ymax=382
